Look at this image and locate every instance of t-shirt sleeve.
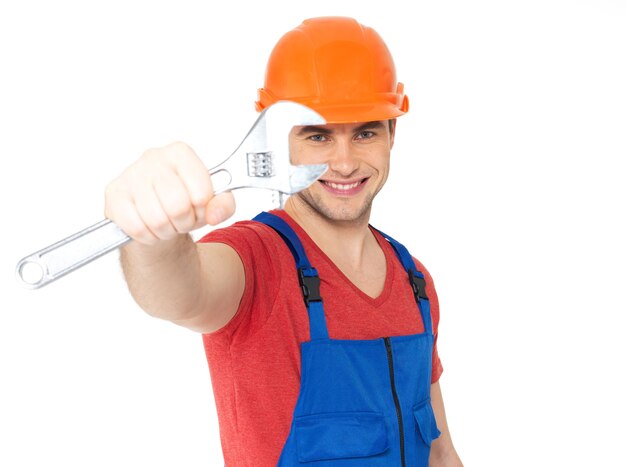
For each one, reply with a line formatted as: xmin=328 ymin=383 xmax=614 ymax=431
xmin=197 ymin=221 xmax=282 ymax=345
xmin=413 ymin=257 xmax=444 ymax=384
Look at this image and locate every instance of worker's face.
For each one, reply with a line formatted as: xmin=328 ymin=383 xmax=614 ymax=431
xmin=288 ymin=119 xmax=395 ymax=224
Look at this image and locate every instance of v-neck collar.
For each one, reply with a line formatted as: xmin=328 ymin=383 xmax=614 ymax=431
xmin=271 ymin=210 xmax=396 ymax=307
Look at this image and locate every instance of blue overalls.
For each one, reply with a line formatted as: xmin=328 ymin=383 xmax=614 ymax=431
xmin=254 ymin=212 xmax=441 ymax=466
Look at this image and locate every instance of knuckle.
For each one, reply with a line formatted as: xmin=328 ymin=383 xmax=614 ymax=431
xmin=124 ymin=223 xmax=152 ymax=243
xmin=194 ymin=206 xmax=207 ymax=225
xmin=140 ymin=147 xmax=159 ymax=162
xmin=190 ymin=187 xmax=212 ymax=207
xmin=165 ymin=200 xmax=193 ymax=222
xmin=173 ymin=217 xmax=196 ymax=233
xmin=104 ymin=178 xmax=121 ymax=201
xmin=168 ymin=141 xmax=194 ymax=157
xmin=124 ymin=224 xmax=144 ymax=239
xmin=149 ymin=215 xmax=171 ymax=233
xmin=170 ymin=140 xmax=191 ymax=150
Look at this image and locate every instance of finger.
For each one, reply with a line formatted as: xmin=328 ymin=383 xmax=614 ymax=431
xmin=153 ymin=168 xmax=197 ymax=233
xmin=205 ymin=191 xmax=236 ymax=226
xmin=117 ymin=198 xmax=160 ymax=244
xmin=167 ymin=142 xmax=213 ymax=208
xmin=105 ymin=179 xmax=159 ymax=244
xmin=192 ymin=205 xmax=207 ymax=231
xmin=133 ymin=181 xmax=178 ymax=240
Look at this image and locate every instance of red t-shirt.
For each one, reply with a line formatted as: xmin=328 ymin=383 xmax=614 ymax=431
xmin=199 ymin=210 xmax=443 ymax=467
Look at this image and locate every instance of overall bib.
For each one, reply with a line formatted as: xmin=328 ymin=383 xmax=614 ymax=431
xmin=254 ymin=212 xmax=441 ymax=467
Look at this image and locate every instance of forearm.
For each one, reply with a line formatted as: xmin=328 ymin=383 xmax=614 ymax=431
xmin=121 ymin=233 xmax=206 ymax=322
xmin=430 ymin=382 xmax=463 ymax=466
xmin=430 ymin=440 xmax=463 ymax=467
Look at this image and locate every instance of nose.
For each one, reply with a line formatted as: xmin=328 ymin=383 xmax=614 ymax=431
xmin=328 ymin=138 xmax=359 ymax=177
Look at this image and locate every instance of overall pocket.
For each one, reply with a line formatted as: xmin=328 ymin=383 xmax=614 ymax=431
xmin=294 ymin=411 xmax=388 ymax=462
xmin=412 ymin=399 xmax=441 ymax=447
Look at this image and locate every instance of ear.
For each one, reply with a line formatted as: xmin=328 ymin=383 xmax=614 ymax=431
xmin=389 ymin=119 xmax=397 ymax=148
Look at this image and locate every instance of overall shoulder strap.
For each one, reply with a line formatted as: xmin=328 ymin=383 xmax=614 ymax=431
xmin=253 ymin=212 xmax=329 ymax=340
xmin=371 ymin=226 xmax=433 ymax=335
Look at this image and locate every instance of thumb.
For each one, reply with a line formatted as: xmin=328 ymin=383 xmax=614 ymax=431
xmin=204 ymin=192 xmax=236 ymax=226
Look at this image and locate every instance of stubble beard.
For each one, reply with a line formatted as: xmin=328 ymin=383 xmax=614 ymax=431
xmin=294 ymin=186 xmax=375 ymax=226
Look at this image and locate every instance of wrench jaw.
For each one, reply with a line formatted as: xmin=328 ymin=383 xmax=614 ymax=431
xmin=219 ymin=157 xmax=327 ymax=195
xmin=256 ymin=100 xmax=327 ymax=195
xmin=260 ymin=100 xmax=328 ymax=195
xmin=263 ymin=100 xmax=326 ymax=129
xmin=282 ymin=163 xmax=328 ymax=194
xmin=213 ymin=100 xmax=328 ymax=196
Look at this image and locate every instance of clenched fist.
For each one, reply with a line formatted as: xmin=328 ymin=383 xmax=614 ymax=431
xmin=104 ymin=142 xmax=235 ymax=245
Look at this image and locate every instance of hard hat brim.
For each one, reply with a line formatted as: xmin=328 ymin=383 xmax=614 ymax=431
xmin=256 ymin=91 xmax=409 ymax=125
xmin=311 ymin=101 xmax=408 ymax=124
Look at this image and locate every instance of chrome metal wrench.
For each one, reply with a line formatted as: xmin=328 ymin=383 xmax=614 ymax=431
xmin=16 ymin=100 xmax=327 ymax=289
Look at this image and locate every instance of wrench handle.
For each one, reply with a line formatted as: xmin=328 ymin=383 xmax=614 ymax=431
xmin=15 ymin=168 xmax=235 ymax=290
xmin=16 ymin=219 xmax=131 ymax=289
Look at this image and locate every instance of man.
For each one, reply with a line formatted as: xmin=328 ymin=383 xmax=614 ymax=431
xmin=105 ymin=16 xmax=463 ymax=466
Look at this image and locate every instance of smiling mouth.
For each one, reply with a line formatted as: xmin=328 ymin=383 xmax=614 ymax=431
xmin=320 ymin=178 xmax=368 ymax=191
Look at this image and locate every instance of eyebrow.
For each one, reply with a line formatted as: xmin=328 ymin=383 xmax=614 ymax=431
xmin=295 ymin=125 xmax=333 ymax=136
xmin=295 ymin=121 xmax=386 ymax=136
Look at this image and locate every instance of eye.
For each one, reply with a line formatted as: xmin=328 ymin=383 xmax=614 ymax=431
xmin=308 ymin=134 xmax=329 ymax=142
xmin=356 ymin=130 xmax=375 ymax=140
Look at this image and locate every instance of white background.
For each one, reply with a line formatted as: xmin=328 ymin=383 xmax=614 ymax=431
xmin=1 ymin=1 xmax=625 ymax=465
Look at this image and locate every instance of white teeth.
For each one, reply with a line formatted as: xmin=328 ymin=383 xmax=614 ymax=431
xmin=324 ymin=181 xmax=361 ymax=190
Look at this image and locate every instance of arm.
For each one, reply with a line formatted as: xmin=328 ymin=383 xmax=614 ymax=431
xmin=430 ymin=381 xmax=463 ymax=467
xmin=106 ymin=142 xmax=242 ymax=333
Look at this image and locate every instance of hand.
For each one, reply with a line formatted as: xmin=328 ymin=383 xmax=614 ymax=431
xmin=104 ymin=141 xmax=235 ymax=245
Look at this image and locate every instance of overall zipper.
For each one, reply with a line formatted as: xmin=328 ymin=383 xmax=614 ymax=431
xmin=384 ymin=337 xmax=406 ymax=467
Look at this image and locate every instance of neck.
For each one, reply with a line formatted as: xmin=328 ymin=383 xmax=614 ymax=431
xmin=284 ymin=196 xmax=376 ymax=269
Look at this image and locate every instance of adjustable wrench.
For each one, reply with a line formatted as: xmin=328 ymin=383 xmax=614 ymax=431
xmin=16 ymin=101 xmax=327 ymax=289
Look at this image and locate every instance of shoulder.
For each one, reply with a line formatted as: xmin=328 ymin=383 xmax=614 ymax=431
xmin=411 ymin=256 xmax=436 ymax=288
xmin=198 ymin=218 xmax=276 ymax=245
xmin=198 ymin=217 xmax=292 ymax=286
xmin=198 ymin=218 xmax=285 ymax=260
xmin=371 ymin=227 xmax=441 ymax=317
xmin=198 ymin=218 xmax=291 ymax=341
xmin=371 ymin=227 xmax=437 ymax=286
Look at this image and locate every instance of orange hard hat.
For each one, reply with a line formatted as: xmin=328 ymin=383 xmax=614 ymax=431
xmin=255 ymin=16 xmax=409 ymax=124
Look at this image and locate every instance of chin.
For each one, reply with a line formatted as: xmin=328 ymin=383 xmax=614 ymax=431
xmin=297 ymin=191 xmax=374 ymax=224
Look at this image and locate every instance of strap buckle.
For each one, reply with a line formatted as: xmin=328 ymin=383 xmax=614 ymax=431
xmin=298 ymin=267 xmax=322 ymax=307
xmin=409 ymin=269 xmax=429 ymax=300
